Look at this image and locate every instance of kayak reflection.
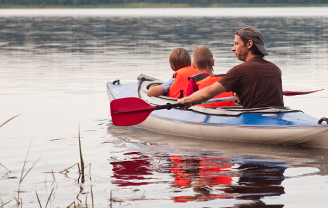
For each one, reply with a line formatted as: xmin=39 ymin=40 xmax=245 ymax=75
xmin=225 ymin=163 xmax=285 ymax=201
xmin=169 ymin=156 xmax=285 ymax=203
xmin=110 ymin=151 xmax=286 ymax=204
xmin=170 ymin=155 xmax=234 ymax=202
xmin=110 ymin=152 xmax=152 ymax=186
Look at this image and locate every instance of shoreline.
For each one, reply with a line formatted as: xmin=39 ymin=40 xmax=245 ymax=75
xmin=1 ymin=3 xmax=328 ymax=9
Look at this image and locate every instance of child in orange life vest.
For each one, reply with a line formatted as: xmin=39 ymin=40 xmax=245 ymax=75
xmin=185 ymin=46 xmax=235 ymax=107
xmin=147 ymin=48 xmax=198 ymax=99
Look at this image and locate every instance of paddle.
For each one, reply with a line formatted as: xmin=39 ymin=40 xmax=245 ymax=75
xmin=283 ymin=89 xmax=324 ymax=96
xmin=110 ymin=96 xmax=236 ymax=126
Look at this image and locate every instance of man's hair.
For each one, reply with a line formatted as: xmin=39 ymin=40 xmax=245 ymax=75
xmin=192 ymin=46 xmax=213 ymax=70
xmin=169 ymin=48 xmax=191 ymax=71
xmin=239 ymin=36 xmax=265 ymax=57
xmin=235 ymin=26 xmax=268 ymax=57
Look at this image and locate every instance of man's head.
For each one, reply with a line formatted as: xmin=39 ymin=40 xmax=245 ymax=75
xmin=192 ymin=46 xmax=214 ymax=71
xmin=169 ymin=48 xmax=191 ymax=71
xmin=232 ymin=26 xmax=268 ymax=61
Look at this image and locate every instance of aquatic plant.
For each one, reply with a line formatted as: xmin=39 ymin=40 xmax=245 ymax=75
xmin=0 ymin=163 xmax=10 ymax=172
xmin=0 ymin=114 xmax=20 ymax=129
xmin=78 ymin=124 xmax=85 ymax=183
xmin=58 ymin=125 xmax=91 ymax=183
xmin=35 ymin=188 xmax=54 ymax=208
xmin=0 ymin=115 xmax=19 ymax=173
xmin=0 ymin=198 xmax=15 ymax=207
xmin=17 ymin=140 xmax=42 ymax=205
xmin=1 ymin=119 xmax=95 ymax=207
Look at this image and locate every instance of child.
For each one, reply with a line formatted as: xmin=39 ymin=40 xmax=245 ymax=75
xmin=147 ymin=48 xmax=198 ymax=98
xmin=185 ymin=46 xmax=235 ymax=107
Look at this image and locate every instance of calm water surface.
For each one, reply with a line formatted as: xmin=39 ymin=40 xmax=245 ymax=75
xmin=1 ymin=8 xmax=328 ymax=208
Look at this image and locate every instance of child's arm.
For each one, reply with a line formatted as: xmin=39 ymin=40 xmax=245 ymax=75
xmin=147 ymin=78 xmax=175 ymax=97
xmin=147 ymin=85 xmax=165 ymax=96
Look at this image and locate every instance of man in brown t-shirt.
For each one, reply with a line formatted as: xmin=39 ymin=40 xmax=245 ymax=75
xmin=178 ymin=26 xmax=284 ymax=109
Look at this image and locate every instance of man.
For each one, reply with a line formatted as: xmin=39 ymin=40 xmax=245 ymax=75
xmin=177 ymin=26 xmax=284 ymax=109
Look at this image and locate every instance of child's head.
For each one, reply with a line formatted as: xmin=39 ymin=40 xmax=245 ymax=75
xmin=192 ymin=46 xmax=214 ymax=70
xmin=169 ymin=48 xmax=191 ymax=71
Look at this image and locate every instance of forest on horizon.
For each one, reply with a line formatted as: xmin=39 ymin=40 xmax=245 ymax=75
xmin=1 ymin=0 xmax=328 ymax=7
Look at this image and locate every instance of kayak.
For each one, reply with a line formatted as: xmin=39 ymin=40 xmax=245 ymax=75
xmin=107 ymin=74 xmax=328 ymax=149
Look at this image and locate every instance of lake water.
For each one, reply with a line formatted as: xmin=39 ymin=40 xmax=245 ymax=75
xmin=0 ymin=8 xmax=328 ymax=208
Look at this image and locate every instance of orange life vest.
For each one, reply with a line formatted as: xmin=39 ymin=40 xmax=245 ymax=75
xmin=191 ymin=74 xmax=235 ymax=107
xmin=167 ymin=66 xmax=198 ymax=98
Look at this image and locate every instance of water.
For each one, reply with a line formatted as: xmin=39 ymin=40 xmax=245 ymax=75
xmin=0 ymin=8 xmax=328 ymax=207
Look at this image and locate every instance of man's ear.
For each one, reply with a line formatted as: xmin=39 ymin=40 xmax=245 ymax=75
xmin=247 ymin=40 xmax=253 ymax=49
xmin=212 ymin=59 xmax=215 ymax=66
xmin=192 ymin=63 xmax=197 ymax=69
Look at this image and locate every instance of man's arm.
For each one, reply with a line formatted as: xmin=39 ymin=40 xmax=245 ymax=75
xmin=177 ymin=82 xmax=227 ymax=105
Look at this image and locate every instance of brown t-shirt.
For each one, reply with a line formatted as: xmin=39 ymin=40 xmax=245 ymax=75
xmin=219 ymin=57 xmax=284 ymax=108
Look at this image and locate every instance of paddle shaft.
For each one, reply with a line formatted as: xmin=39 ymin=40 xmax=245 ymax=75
xmin=155 ymin=96 xmax=236 ymax=110
xmin=155 ymin=103 xmax=183 ymax=110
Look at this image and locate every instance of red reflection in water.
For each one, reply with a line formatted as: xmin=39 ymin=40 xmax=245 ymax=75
xmin=110 ymin=152 xmax=152 ymax=186
xmin=170 ymin=155 xmax=234 ymax=202
xmin=109 ymin=152 xmax=285 ymax=206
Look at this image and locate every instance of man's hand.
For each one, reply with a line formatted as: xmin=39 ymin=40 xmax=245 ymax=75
xmin=234 ymin=92 xmax=240 ymax=105
xmin=177 ymin=98 xmax=192 ymax=109
xmin=177 ymin=82 xmax=227 ymax=109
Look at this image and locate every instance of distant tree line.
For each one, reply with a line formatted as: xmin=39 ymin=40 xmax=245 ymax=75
xmin=1 ymin=0 xmax=328 ymax=5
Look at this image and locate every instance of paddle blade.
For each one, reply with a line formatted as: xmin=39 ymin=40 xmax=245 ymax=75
xmin=283 ymin=89 xmax=324 ymax=96
xmin=110 ymin=97 xmax=156 ymax=126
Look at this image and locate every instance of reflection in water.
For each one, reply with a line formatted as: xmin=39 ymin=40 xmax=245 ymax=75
xmin=169 ymin=156 xmax=234 ymax=202
xmin=110 ymin=152 xmax=152 ymax=186
xmin=110 ymin=150 xmax=286 ymax=206
xmin=225 ymin=163 xmax=285 ymax=207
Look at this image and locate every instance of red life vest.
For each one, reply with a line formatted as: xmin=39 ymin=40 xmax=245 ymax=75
xmin=191 ymin=74 xmax=235 ymax=107
xmin=167 ymin=66 xmax=198 ymax=98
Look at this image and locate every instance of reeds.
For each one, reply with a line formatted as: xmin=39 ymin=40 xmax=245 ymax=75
xmin=0 ymin=114 xmax=20 ymax=129
xmin=0 ymin=163 xmax=10 ymax=172
xmin=0 ymin=114 xmax=42 ymax=207
xmin=35 ymin=188 xmax=54 ymax=208
xmin=0 ymin=198 xmax=14 ymax=207
xmin=1 ymin=115 xmax=17 ymax=174
xmin=1 ymin=119 xmax=95 ymax=207
xmin=0 ymin=140 xmax=42 ymax=207
xmin=18 ymin=140 xmax=42 ymax=204
xmin=0 ymin=115 xmax=17 ymax=207
xmin=58 ymin=124 xmax=91 ymax=183
xmin=78 ymin=124 xmax=85 ymax=183
xmin=59 ymin=124 xmax=93 ymax=207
